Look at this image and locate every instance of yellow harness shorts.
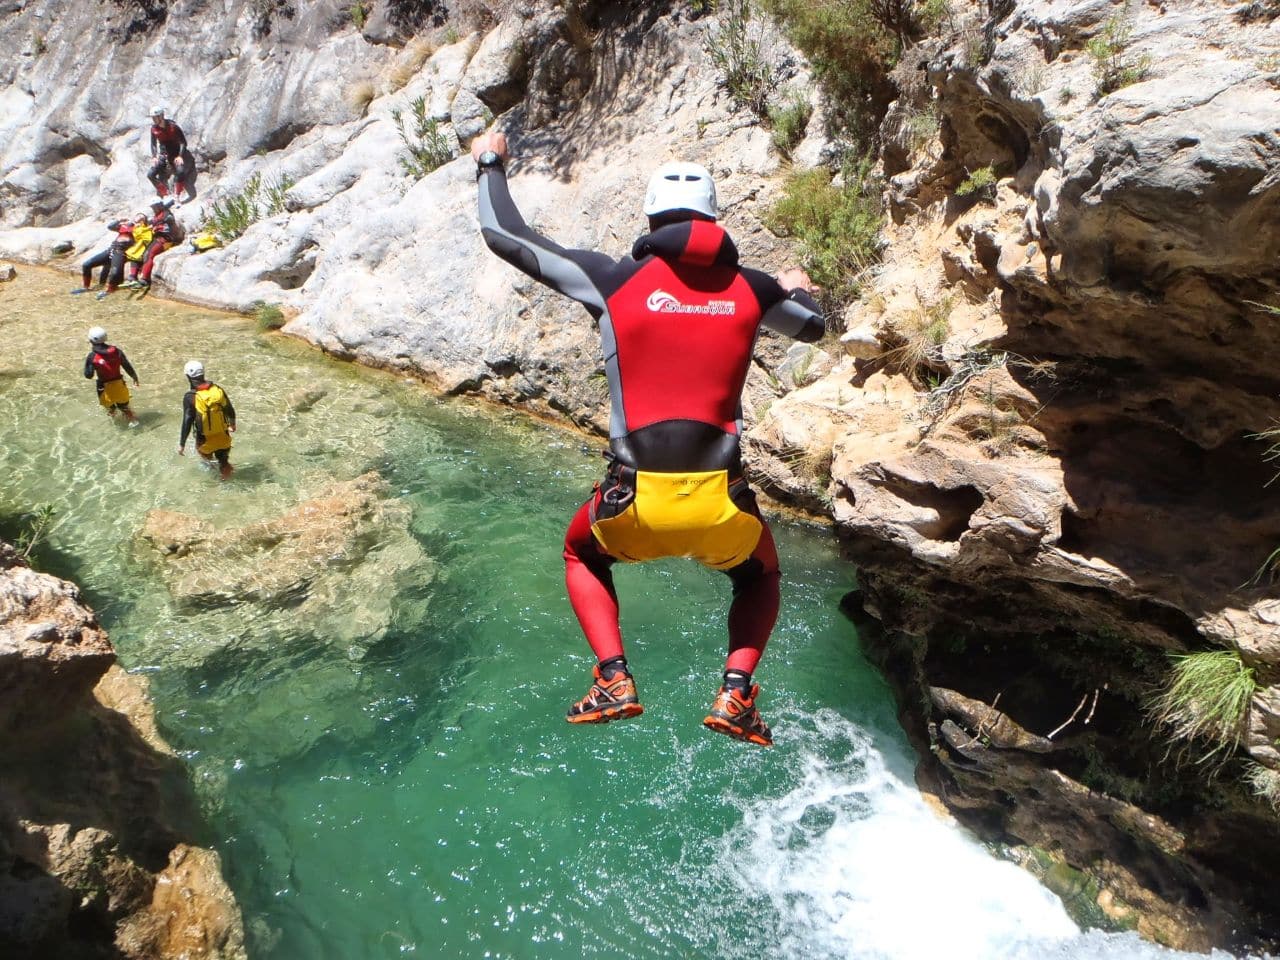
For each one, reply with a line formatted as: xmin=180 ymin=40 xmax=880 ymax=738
xmin=590 ymin=468 xmax=762 ymax=571
xmin=98 ymin=378 xmax=130 ymax=408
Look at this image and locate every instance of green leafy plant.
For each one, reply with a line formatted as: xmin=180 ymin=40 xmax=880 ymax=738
xmin=956 ymin=164 xmax=997 ymax=200
xmin=916 ymin=0 xmax=950 ymax=32
xmin=761 ymin=0 xmax=895 ymax=140
xmin=14 ymin=505 xmax=57 ymax=562
xmin=905 ymin=107 xmax=939 ymax=150
xmin=391 ymin=96 xmax=455 ymax=178
xmin=1086 ymin=16 xmax=1150 ymax=97
xmin=253 ymin=301 xmax=286 ymax=331
xmin=763 ymin=157 xmax=883 ymax=308
xmin=351 ymin=0 xmax=368 ymax=28
xmin=768 ymin=91 xmax=813 ymax=157
xmin=1149 ymin=649 xmax=1256 ymax=765
xmin=202 ymin=172 xmax=295 ymax=242
xmin=706 ymin=0 xmax=777 ymax=117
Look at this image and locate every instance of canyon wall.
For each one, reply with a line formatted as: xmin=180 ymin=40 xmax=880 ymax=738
xmin=2 ymin=0 xmax=1279 ymax=951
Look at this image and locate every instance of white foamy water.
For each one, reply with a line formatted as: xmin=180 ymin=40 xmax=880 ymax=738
xmin=726 ymin=707 xmax=1265 ymax=960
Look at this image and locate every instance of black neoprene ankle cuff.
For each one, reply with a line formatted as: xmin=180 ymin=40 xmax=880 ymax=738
xmin=723 ymin=670 xmax=752 ymax=692
xmin=598 ymin=656 xmax=629 ymax=680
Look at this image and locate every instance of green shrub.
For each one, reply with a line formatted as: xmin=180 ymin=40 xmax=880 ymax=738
xmin=916 ymin=0 xmax=950 ymax=33
xmin=203 ymin=172 xmax=295 ymax=242
xmin=763 ymin=158 xmax=882 ymax=307
xmin=905 ymin=108 xmax=939 ymax=150
xmin=1086 ymin=16 xmax=1150 ymax=97
xmin=351 ymin=0 xmax=368 ymax=28
xmin=14 ymin=504 xmax=57 ymax=562
xmin=253 ymin=301 xmax=286 ymax=331
xmin=956 ymin=164 xmax=997 ymax=200
xmin=391 ymin=96 xmax=454 ymax=178
xmin=1149 ymin=649 xmax=1256 ymax=764
xmin=706 ymin=0 xmax=777 ymax=117
xmin=768 ymin=91 xmax=813 ymax=157
xmin=760 ymin=0 xmax=896 ymax=140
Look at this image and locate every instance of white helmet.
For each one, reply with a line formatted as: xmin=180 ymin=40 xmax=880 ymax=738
xmin=87 ymin=326 xmax=107 ymax=344
xmin=643 ymin=161 xmax=717 ymax=220
xmin=184 ymin=360 xmax=205 ymax=379
xmin=150 ymin=106 xmax=165 ymax=118
xmin=150 ymin=196 xmax=167 ymax=209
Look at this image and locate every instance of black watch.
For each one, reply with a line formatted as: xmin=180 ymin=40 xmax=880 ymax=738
xmin=476 ymin=150 xmax=502 ymax=169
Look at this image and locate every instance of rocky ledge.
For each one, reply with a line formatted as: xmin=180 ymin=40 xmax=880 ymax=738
xmin=0 ymin=542 xmax=246 ymax=959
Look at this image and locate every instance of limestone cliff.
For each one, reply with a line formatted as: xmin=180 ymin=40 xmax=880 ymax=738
xmin=2 ymin=0 xmax=1280 ymax=951
xmin=0 ymin=542 xmax=246 ymax=959
xmin=758 ymin=0 xmax=1280 ymax=950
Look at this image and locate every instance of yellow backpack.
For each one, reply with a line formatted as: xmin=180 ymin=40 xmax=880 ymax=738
xmin=193 ymin=384 xmax=229 ymax=437
xmin=190 ymin=232 xmax=222 ymax=253
xmin=124 ymin=222 xmax=154 ymax=261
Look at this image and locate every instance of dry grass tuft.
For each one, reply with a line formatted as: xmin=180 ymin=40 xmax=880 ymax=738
xmin=386 ymin=36 xmax=437 ymax=92
xmin=346 ymin=79 xmax=377 ymax=114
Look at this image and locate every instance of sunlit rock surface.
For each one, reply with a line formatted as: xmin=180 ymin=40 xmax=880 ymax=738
xmin=0 ymin=543 xmax=246 ymax=959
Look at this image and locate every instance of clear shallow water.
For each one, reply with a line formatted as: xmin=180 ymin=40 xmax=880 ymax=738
xmin=0 ymin=267 xmax=1249 ymax=959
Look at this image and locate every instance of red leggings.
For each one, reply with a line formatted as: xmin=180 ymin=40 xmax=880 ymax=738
xmin=140 ymin=238 xmax=170 ymax=281
xmin=562 ymin=491 xmax=781 ymax=676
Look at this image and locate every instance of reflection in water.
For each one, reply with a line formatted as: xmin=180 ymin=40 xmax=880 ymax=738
xmin=0 ymin=268 xmax=1258 ymax=959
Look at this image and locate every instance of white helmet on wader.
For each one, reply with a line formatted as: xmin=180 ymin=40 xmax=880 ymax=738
xmin=150 ymin=106 xmax=165 ymax=119
xmin=184 ymin=360 xmax=204 ymax=379
xmin=87 ymin=326 xmax=107 ymax=344
xmin=643 ymin=161 xmax=718 ymax=220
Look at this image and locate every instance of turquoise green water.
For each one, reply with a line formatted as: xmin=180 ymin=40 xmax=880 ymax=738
xmin=2 ymin=268 xmax=1236 ymax=960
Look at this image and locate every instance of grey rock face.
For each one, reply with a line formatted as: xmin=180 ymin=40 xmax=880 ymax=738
xmin=0 ymin=2 xmax=820 ymax=423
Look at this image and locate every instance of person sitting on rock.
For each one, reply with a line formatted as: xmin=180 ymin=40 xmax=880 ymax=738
xmin=123 ymin=197 xmax=178 ymax=291
xmin=148 ymin=107 xmax=197 ymax=204
xmin=472 ymin=130 xmax=825 ymax=746
xmin=72 ymin=213 xmax=148 ymax=300
xmin=83 ymin=326 xmax=140 ymax=425
xmin=177 ymin=360 xmax=236 ymax=480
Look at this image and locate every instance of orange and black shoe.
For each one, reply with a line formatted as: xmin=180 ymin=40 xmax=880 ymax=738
xmin=703 ymin=683 xmax=773 ymax=746
xmin=566 ymin=665 xmax=644 ymax=724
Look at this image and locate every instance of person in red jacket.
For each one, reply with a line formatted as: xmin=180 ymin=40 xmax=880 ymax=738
xmin=124 ymin=197 xmax=178 ymax=291
xmin=82 ymin=327 xmax=140 ymax=425
xmin=473 ymin=131 xmax=825 ymax=746
xmin=147 ymin=107 xmax=197 ymax=203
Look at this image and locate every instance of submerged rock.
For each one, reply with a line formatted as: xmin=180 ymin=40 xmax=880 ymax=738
xmin=136 ymin=472 xmax=432 ymax=658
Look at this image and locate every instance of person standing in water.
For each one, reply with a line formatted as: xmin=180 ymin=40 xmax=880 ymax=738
xmin=177 ymin=360 xmax=236 ymax=480
xmin=83 ymin=327 xmax=140 ymax=425
xmin=472 ymin=130 xmax=824 ymax=746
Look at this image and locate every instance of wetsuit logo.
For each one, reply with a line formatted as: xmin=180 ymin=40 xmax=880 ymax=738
xmin=645 ymin=289 xmax=735 ymax=316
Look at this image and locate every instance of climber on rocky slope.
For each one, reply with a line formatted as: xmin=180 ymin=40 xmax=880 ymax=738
xmin=147 ymin=107 xmax=197 ymax=204
xmin=472 ymin=130 xmax=824 ymax=746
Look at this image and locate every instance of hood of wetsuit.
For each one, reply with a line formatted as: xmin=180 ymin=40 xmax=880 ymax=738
xmin=631 ymin=221 xmax=739 ymax=269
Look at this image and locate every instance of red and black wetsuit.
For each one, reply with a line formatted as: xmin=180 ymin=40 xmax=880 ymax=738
xmin=83 ymin=344 xmax=138 ymax=406
xmin=477 ymin=161 xmax=824 ymax=677
xmin=149 ymin=120 xmax=196 ymax=200
xmin=139 ymin=207 xmax=177 ymax=284
xmin=80 ymin=220 xmax=136 ymax=291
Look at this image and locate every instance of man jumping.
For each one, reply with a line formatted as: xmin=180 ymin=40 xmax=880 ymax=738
xmin=473 ymin=131 xmax=824 ymax=746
